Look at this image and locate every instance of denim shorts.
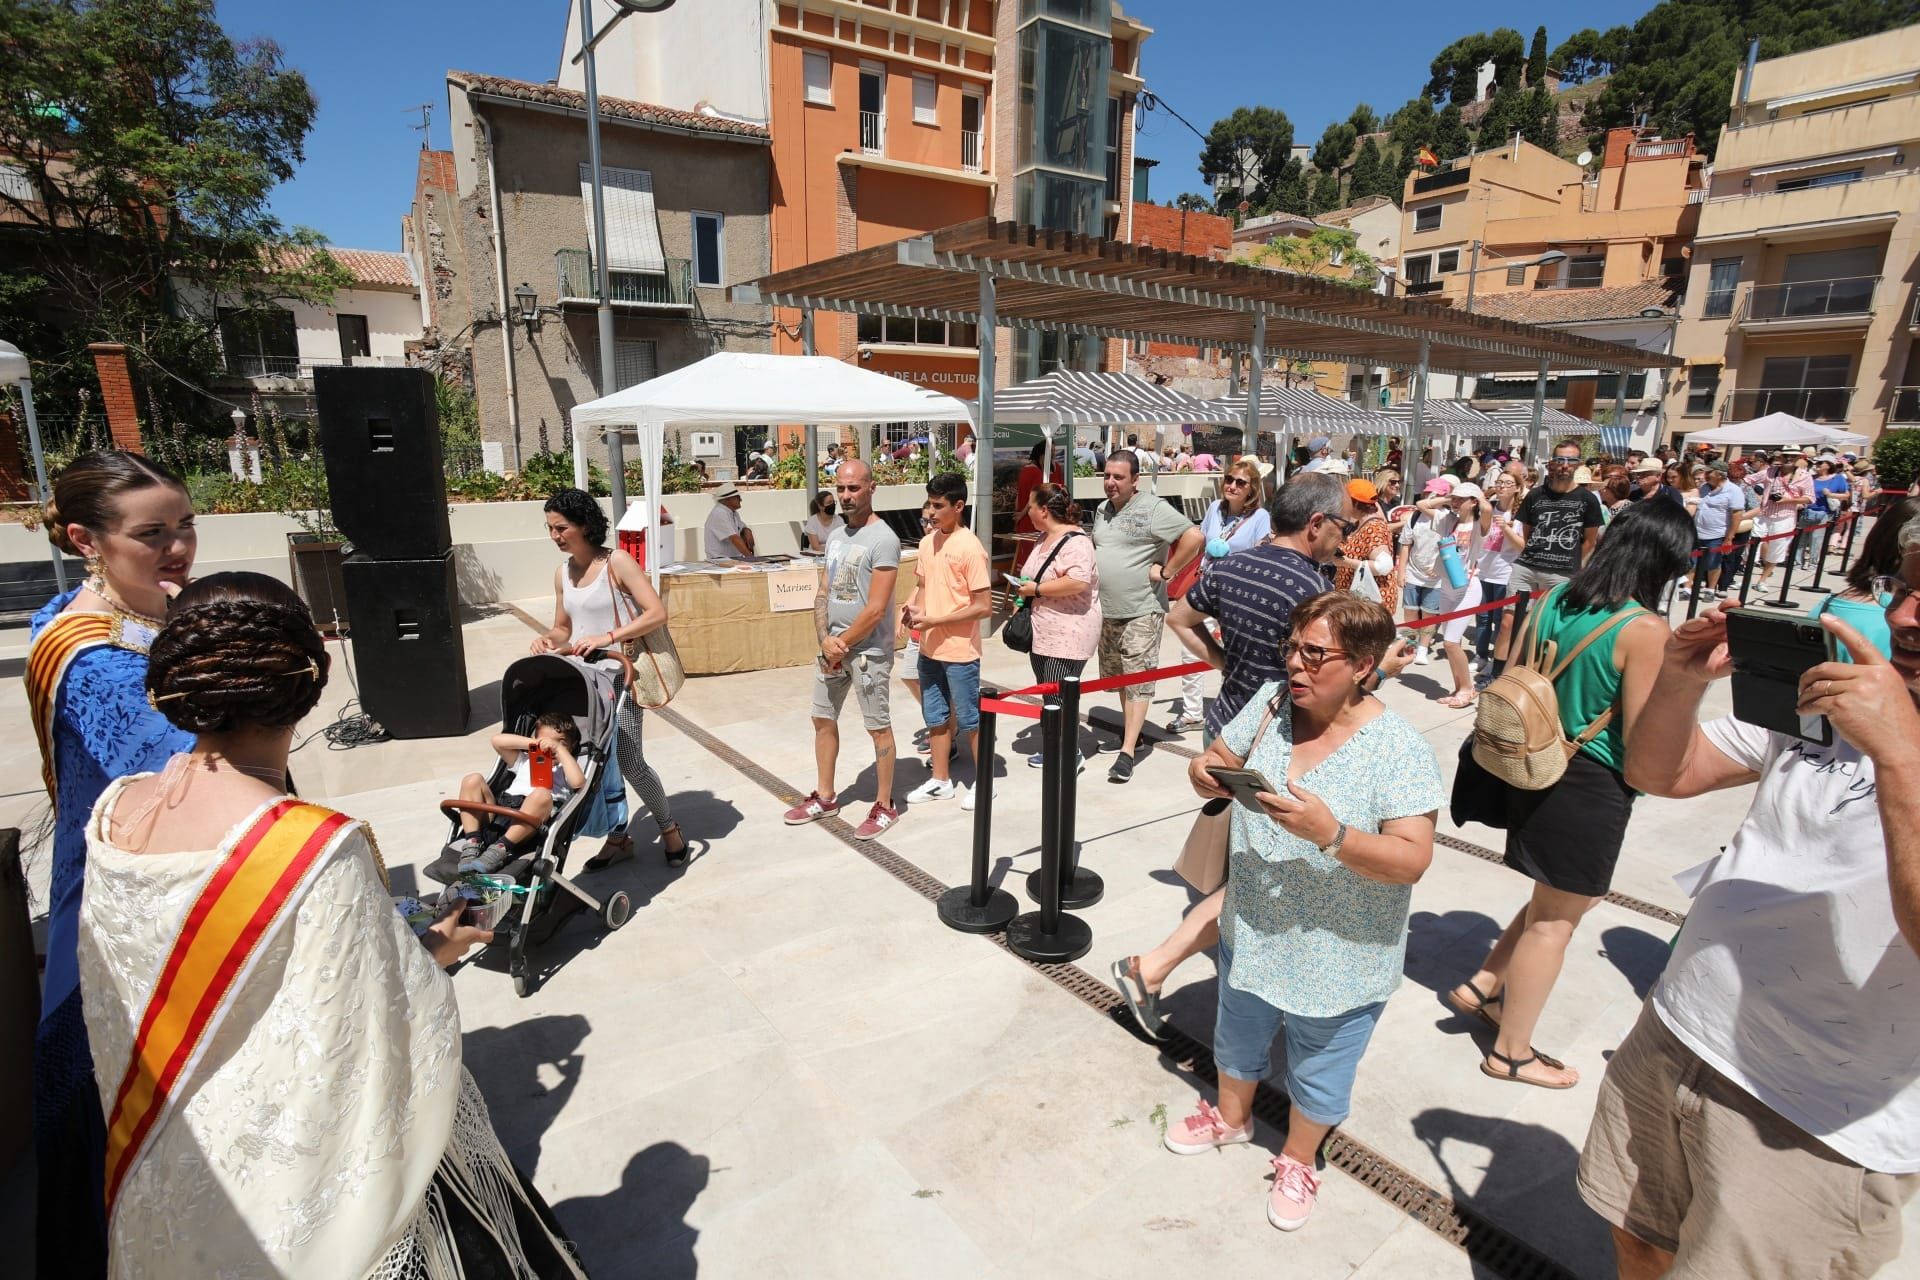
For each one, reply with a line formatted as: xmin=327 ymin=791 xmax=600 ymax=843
xmin=917 ymin=654 xmax=981 ymax=734
xmin=1213 ymin=940 xmax=1385 ymax=1126
xmin=1403 ymin=582 xmax=1442 ymax=611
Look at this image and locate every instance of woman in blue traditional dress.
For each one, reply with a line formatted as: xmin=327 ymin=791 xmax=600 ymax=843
xmin=26 ymin=452 xmax=197 ymax=1278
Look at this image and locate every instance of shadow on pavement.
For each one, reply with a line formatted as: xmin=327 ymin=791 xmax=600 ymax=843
xmin=1412 ymin=1106 xmax=1608 ymax=1278
xmin=1598 ymin=924 xmax=1673 ymax=1000
xmin=464 ymin=1013 xmax=590 ymax=1176
xmin=553 ymin=1141 xmax=709 ymax=1280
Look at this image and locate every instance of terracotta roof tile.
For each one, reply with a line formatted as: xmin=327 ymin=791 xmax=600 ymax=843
xmin=273 ymin=246 xmax=416 ymax=289
xmin=1463 ymin=280 xmax=1678 ymax=326
xmin=446 ymin=71 xmax=770 ymax=142
xmin=418 ymin=148 xmax=456 ymax=192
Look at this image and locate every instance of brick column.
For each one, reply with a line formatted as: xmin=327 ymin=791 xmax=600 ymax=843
xmin=86 ymin=343 xmax=144 ymax=453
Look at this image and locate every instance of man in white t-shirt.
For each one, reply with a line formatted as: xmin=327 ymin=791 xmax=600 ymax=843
xmin=703 ymin=484 xmax=754 ymax=559
xmin=1590 ymin=518 xmax=1920 ymax=1279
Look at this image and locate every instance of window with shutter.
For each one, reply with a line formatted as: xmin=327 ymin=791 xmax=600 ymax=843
xmin=578 ymin=164 xmax=666 ymax=274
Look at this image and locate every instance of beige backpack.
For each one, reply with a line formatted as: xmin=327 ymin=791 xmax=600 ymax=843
xmin=1471 ymin=599 xmax=1646 ymax=790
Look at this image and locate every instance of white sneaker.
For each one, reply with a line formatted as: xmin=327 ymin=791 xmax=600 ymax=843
xmin=906 ymin=778 xmax=958 ymax=804
xmin=1415 ymin=646 xmax=1431 ymax=666
xmin=958 ymin=783 xmax=975 ymax=812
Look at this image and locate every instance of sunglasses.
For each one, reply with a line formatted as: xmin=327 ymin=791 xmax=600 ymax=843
xmin=1282 ymin=639 xmax=1352 ymax=671
xmin=1870 ymin=575 xmax=1915 ymax=610
xmin=1324 ymin=514 xmax=1358 ymax=537
xmin=1222 ymin=475 xmax=1252 ymax=487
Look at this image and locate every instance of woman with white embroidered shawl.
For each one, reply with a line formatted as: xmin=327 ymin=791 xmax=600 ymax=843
xmin=78 ymin=573 xmax=585 ymax=1279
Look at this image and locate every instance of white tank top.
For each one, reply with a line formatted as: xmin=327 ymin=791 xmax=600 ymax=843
xmin=561 ymin=556 xmax=624 ymax=636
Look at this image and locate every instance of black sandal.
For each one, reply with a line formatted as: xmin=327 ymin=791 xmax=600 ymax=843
xmin=583 ymin=833 xmax=634 ymax=872
xmin=661 ymin=823 xmax=690 ymax=868
xmin=1481 ymin=1046 xmax=1577 ymax=1090
xmin=1445 ymin=979 xmax=1504 ymax=1029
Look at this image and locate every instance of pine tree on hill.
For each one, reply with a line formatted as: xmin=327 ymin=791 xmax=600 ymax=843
xmin=1349 ymin=137 xmax=1388 ymax=201
xmin=1527 ymin=26 xmax=1549 ymax=86
xmin=1433 ymin=103 xmax=1471 ymax=163
xmin=1310 ymin=169 xmax=1343 ymax=213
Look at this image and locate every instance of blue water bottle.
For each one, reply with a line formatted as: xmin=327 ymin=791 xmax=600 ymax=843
xmin=1437 ymin=534 xmax=1469 ymax=589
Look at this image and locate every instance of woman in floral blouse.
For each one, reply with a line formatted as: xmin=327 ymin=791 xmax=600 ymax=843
xmin=1161 ymin=591 xmax=1442 ymax=1233
xmin=1333 ymin=478 xmax=1399 ymax=614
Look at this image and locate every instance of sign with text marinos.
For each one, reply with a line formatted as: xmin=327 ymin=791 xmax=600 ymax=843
xmin=767 ymin=567 xmax=818 ymax=613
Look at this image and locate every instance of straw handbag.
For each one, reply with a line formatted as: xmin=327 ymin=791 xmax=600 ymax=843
xmin=608 ymin=564 xmax=684 ymax=709
xmin=1170 ymin=699 xmax=1277 ymax=893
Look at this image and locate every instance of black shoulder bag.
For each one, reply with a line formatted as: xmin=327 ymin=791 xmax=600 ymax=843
xmin=1001 ymin=532 xmax=1085 ymax=654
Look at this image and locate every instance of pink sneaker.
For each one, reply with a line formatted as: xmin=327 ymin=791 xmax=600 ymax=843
xmin=783 ymin=792 xmax=839 ymax=825
xmin=1162 ymin=1098 xmax=1253 ymax=1155
xmin=1266 ymin=1153 xmax=1320 ymax=1231
xmin=853 ymin=801 xmax=901 ymax=840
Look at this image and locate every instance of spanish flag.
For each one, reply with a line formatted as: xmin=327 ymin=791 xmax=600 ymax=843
xmin=1415 ymin=146 xmax=1439 ymax=169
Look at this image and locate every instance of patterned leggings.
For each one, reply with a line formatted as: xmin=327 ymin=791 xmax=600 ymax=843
xmin=613 ymin=700 xmax=674 ymax=834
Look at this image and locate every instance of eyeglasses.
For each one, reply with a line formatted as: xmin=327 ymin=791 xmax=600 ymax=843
xmin=1282 ymin=639 xmax=1352 ymax=671
xmin=1222 ymin=475 xmax=1251 ymax=488
xmin=1870 ymin=575 xmax=1915 ymax=609
xmin=1548 ymin=456 xmax=1578 ymax=466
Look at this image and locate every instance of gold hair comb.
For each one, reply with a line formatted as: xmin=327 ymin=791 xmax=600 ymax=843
xmin=147 ymin=659 xmax=320 ymax=709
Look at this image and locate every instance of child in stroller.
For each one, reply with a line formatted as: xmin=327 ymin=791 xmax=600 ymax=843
xmin=435 ymin=712 xmax=587 ymax=879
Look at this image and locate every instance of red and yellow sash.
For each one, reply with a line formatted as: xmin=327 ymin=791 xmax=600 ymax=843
xmin=26 ymin=612 xmax=114 ymax=798
xmin=102 ymin=800 xmax=352 ymax=1214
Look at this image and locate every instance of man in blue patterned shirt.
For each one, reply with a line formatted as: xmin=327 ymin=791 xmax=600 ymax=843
xmin=1168 ymin=472 xmax=1353 ymax=741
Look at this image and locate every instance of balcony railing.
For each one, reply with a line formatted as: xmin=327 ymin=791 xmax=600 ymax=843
xmin=1410 ymin=166 xmax=1470 ymax=195
xmin=961 ymin=129 xmax=981 ymax=171
xmin=1722 ymin=386 xmax=1855 ymax=422
xmin=1687 ymin=187 xmax=1708 ymax=204
xmin=1629 ymin=139 xmax=1689 ymax=159
xmin=1890 ymin=386 xmax=1920 ymax=427
xmin=859 ymin=110 xmax=884 ymax=155
xmin=1911 ymin=288 xmax=1920 ymax=328
xmin=1739 ymin=275 xmax=1878 ymax=322
xmin=554 ymin=250 xmax=692 ymax=308
xmin=226 ymin=354 xmax=407 ymax=379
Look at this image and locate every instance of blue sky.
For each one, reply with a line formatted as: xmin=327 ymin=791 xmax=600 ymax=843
xmin=219 ymin=0 xmax=1657 ymax=251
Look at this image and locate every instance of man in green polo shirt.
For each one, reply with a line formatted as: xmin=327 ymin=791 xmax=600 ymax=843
xmin=1092 ymin=450 xmax=1202 ymax=782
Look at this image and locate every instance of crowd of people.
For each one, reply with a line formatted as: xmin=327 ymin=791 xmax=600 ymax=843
xmin=22 ymin=430 xmax=1920 ymax=1277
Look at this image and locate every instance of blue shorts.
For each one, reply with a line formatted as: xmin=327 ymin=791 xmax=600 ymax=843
xmin=1403 ymin=582 xmax=1442 ymax=612
xmin=917 ymin=655 xmax=981 ymax=734
xmin=1213 ymin=940 xmax=1385 ymax=1126
xmin=1693 ymin=539 xmax=1725 ymax=574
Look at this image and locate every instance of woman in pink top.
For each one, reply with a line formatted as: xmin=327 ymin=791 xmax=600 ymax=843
xmin=1014 ymin=483 xmax=1101 ymax=769
xmin=1752 ymin=454 xmax=1812 ymax=588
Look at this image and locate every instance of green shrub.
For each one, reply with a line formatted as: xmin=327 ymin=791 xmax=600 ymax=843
xmin=1872 ymin=429 xmax=1920 ymax=494
xmin=518 ymin=449 xmax=607 ymax=497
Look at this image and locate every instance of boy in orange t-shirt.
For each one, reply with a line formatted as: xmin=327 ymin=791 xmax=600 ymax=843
xmin=902 ymin=471 xmax=992 ymax=808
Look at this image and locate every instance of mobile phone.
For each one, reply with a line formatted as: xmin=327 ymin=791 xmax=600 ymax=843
xmin=528 ymin=745 xmax=554 ymax=790
xmin=1206 ymin=765 xmax=1279 ymax=812
xmin=1723 ymin=608 xmax=1834 ymax=745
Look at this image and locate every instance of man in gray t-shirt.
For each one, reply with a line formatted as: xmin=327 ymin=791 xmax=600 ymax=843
xmin=786 ymin=460 xmax=905 ymax=839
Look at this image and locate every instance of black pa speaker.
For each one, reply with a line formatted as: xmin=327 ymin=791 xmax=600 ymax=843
xmin=341 ymin=553 xmax=470 ymax=739
xmin=314 ymin=366 xmax=452 ymax=559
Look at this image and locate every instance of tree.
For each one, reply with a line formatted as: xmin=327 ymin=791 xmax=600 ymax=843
xmin=0 ymin=0 xmax=343 ymax=430
xmin=1347 ymin=103 xmax=1379 ymax=136
xmin=1173 ymin=192 xmax=1212 ymax=212
xmin=1524 ymin=82 xmax=1560 ymax=151
xmin=1238 ymin=227 xmax=1379 ymax=291
xmin=1310 ymin=169 xmax=1343 ymax=214
xmin=1527 ymin=25 xmax=1549 ymax=86
xmin=1266 ymin=157 xmax=1313 ymax=215
xmin=1551 ymin=25 xmax=1630 ymax=85
xmin=1348 ymin=137 xmax=1387 ymax=200
xmin=1199 ymin=105 xmax=1295 ymax=209
xmin=1475 ymin=83 xmax=1528 ymax=148
xmin=1427 ymin=28 xmax=1526 ymax=105
xmin=1312 ymin=121 xmax=1357 ymax=175
xmin=1433 ymin=103 xmax=1472 ymax=163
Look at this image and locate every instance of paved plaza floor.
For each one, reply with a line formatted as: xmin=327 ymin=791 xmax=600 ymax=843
xmin=3 ymin=570 xmax=1915 ymax=1278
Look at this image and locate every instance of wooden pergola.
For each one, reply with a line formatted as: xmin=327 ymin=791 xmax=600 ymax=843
xmin=734 ymin=219 xmax=1681 ymax=535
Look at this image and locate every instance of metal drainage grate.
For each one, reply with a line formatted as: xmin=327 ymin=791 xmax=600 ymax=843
xmin=503 ymin=608 xmax=1580 ymax=1278
xmin=1434 ymin=833 xmax=1686 ymax=927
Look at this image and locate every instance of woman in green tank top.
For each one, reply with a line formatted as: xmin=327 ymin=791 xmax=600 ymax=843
xmin=1446 ymin=500 xmax=1692 ymax=1090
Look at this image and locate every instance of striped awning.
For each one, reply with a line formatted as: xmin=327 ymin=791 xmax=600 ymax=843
xmin=1378 ymin=400 xmax=1504 ymax=436
xmin=979 ymin=371 xmax=1240 ymax=426
xmin=1482 ymin=405 xmax=1599 ymax=438
xmin=1208 ymin=386 xmax=1389 ymax=434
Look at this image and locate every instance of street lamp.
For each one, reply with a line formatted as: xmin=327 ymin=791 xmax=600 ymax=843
xmin=514 ymin=281 xmax=540 ymax=335
xmin=568 ymin=0 xmax=679 ymax=491
xmin=0 ymin=338 xmax=65 ymax=591
xmin=1463 ymin=244 xmax=1567 ymax=313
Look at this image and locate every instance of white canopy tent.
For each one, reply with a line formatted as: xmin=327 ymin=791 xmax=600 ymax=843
xmin=569 ymin=351 xmax=973 ymax=585
xmin=1683 ymin=411 xmax=1870 ymax=449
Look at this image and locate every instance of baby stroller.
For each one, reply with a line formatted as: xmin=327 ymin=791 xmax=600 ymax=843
xmin=438 ymin=651 xmax=635 ymax=997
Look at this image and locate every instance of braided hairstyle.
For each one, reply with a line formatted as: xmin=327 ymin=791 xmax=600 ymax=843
xmin=146 ymin=572 xmax=330 ymax=733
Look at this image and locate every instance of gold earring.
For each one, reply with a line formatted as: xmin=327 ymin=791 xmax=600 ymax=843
xmin=84 ymin=556 xmax=106 ymax=597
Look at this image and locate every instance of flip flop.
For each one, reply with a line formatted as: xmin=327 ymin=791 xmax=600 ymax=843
xmin=1111 ymin=956 xmax=1168 ymax=1041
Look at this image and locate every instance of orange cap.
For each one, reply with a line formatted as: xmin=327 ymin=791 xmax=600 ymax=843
xmin=1346 ymin=478 xmax=1378 ymax=504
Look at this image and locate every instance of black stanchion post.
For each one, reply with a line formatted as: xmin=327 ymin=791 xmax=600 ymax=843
xmin=1836 ymin=511 xmax=1860 ymax=578
xmin=1007 ymin=696 xmax=1093 ymax=964
xmin=1806 ymin=519 xmax=1835 ymax=595
xmin=1757 ymin=529 xmax=1801 ymax=610
xmin=937 ymin=704 xmax=1018 ymax=934
xmin=1685 ymin=552 xmax=1705 ymax=621
xmin=1736 ymin=538 xmax=1758 ymax=606
xmin=1054 ymin=674 xmax=1099 ymax=908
